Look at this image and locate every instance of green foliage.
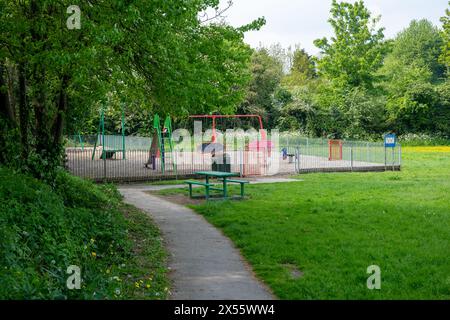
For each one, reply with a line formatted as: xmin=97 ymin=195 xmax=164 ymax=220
xmin=275 ymin=3 xmax=449 ymax=140
xmin=384 ymin=19 xmax=445 ymax=82
xmin=277 ymin=0 xmax=389 ymax=139
xmin=314 ymin=0 xmax=386 ymax=89
xmin=282 ymin=48 xmax=316 ymax=87
xmin=0 ymin=168 xmax=168 ymax=299
xmin=313 ymin=83 xmax=386 ymax=138
xmin=239 ymin=48 xmax=284 ymax=127
xmin=276 ymin=84 xmax=317 ymax=134
xmin=398 ymin=133 xmax=450 ymax=146
xmin=0 ymin=1 xmax=261 ymax=179
xmin=440 ymin=2 xmax=450 ymax=67
xmin=379 ymin=20 xmax=450 ymax=136
xmin=386 ymin=82 xmax=439 ymax=134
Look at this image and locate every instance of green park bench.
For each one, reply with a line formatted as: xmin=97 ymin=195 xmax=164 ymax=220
xmin=221 ymin=179 xmax=250 ymax=198
xmin=184 ymin=181 xmax=223 ymax=200
xmin=185 ymin=171 xmax=250 ymax=200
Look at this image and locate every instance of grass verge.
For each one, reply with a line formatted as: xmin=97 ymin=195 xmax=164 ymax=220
xmin=0 ymin=167 xmax=168 ymax=299
xmin=156 ymin=147 xmax=450 ymax=299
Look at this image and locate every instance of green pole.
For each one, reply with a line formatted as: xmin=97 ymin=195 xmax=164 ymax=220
xmin=122 ymin=104 xmax=126 ymax=160
xmin=101 ymin=109 xmax=105 ymax=160
xmin=78 ymin=134 xmax=84 ymax=151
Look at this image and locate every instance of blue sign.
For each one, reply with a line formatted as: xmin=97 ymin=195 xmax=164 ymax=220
xmin=384 ymin=134 xmax=397 ymax=148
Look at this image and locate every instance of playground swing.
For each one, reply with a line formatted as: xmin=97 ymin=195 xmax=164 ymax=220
xmin=145 ymin=114 xmax=176 ymax=174
xmin=92 ymin=106 xmax=126 ymax=160
xmin=188 ymin=114 xmax=274 ymax=176
xmin=189 ymin=114 xmax=271 ymax=152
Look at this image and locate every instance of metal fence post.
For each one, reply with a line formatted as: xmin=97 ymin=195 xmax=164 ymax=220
xmin=366 ymin=142 xmax=369 ymax=162
xmin=350 ymin=142 xmax=354 ymax=172
xmin=239 ymin=149 xmax=244 ymax=177
xmin=296 ymin=146 xmax=300 ymax=173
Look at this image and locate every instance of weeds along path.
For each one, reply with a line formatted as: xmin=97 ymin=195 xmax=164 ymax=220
xmin=119 ymin=185 xmax=276 ymax=300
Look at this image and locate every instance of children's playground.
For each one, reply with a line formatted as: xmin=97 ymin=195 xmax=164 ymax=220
xmin=66 ymin=112 xmax=401 ymax=182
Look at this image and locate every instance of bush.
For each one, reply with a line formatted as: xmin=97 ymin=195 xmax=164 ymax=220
xmin=0 ymin=168 xmax=167 ymax=299
xmin=398 ymin=133 xmax=450 ymax=146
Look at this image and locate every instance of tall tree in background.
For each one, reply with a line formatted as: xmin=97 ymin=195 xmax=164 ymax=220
xmin=386 ymin=19 xmax=445 ymax=82
xmin=239 ymin=48 xmax=283 ymax=127
xmin=441 ymin=2 xmax=450 ymax=69
xmin=308 ymin=0 xmax=387 ymax=138
xmin=381 ymin=19 xmax=449 ymax=134
xmin=283 ymin=48 xmax=316 ymax=87
xmin=314 ymin=0 xmax=386 ymax=89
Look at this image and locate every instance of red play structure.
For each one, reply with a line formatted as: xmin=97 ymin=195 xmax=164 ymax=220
xmin=189 ymin=114 xmax=274 ymax=150
xmin=189 ymin=114 xmax=273 ymax=176
xmin=189 ymin=114 xmax=265 ymax=141
xmin=328 ymin=139 xmax=343 ymax=161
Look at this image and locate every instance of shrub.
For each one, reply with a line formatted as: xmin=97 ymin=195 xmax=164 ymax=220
xmin=0 ymin=168 xmax=165 ymax=299
xmin=398 ymin=133 xmax=450 ymax=146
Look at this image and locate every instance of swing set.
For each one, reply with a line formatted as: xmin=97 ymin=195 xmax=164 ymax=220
xmin=91 ymin=106 xmax=176 ymax=173
xmin=189 ymin=114 xmax=273 ymax=176
xmin=92 ymin=106 xmax=126 ymax=160
xmin=189 ymin=114 xmax=274 ymax=154
xmin=145 ymin=114 xmax=176 ymax=174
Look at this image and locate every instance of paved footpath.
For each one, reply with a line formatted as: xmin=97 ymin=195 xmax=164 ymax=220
xmin=119 ymin=177 xmax=299 ymax=300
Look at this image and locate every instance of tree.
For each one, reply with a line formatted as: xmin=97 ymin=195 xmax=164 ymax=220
xmin=380 ymin=20 xmax=448 ymax=134
xmin=239 ymin=48 xmax=284 ymax=127
xmin=314 ymin=0 xmax=386 ymax=89
xmin=0 ymin=0 xmax=263 ymax=181
xmin=440 ymin=2 xmax=450 ymax=68
xmin=388 ymin=19 xmax=445 ymax=82
xmin=283 ymin=48 xmax=316 ymax=87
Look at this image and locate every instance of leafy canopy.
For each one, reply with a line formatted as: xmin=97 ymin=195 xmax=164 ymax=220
xmin=314 ymin=0 xmax=386 ymax=89
xmin=440 ymin=2 xmax=450 ymax=68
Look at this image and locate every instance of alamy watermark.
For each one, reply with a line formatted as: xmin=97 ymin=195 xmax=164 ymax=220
xmin=367 ymin=265 xmax=381 ymax=290
xmin=67 ymin=5 xmax=81 ymax=30
xmin=66 ymin=265 xmax=81 ymax=290
xmin=169 ymin=122 xmax=281 ymax=175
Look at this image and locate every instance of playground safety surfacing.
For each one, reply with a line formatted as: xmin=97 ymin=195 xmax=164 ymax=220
xmin=66 ymin=148 xmax=400 ymax=183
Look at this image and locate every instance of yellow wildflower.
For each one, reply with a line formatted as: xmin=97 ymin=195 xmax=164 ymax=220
xmin=404 ymin=146 xmax=450 ymax=153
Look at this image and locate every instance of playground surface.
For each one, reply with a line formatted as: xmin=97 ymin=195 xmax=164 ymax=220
xmin=66 ymin=147 xmax=398 ymax=182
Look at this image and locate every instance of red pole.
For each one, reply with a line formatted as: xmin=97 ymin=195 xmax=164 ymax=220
xmin=212 ymin=116 xmax=216 ymax=143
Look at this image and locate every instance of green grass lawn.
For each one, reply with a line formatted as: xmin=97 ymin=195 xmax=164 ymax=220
xmin=158 ymin=147 xmax=450 ymax=299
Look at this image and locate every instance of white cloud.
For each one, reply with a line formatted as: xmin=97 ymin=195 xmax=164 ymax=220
xmin=220 ymin=0 xmax=448 ymax=54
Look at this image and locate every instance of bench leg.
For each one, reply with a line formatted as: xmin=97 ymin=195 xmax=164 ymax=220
xmin=189 ymin=184 xmax=193 ymax=198
xmin=205 ymin=186 xmax=210 ymax=200
xmin=240 ymin=183 xmax=245 ymax=198
xmin=223 ymin=179 xmax=228 ymax=199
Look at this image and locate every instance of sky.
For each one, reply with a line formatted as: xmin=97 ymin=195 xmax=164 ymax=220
xmin=215 ymin=0 xmax=449 ymax=55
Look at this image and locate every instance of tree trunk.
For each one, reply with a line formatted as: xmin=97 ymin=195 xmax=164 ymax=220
xmin=53 ymin=75 xmax=69 ymax=146
xmin=0 ymin=61 xmax=15 ymax=124
xmin=18 ymin=63 xmax=29 ymax=158
xmin=7 ymin=63 xmax=17 ymax=122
